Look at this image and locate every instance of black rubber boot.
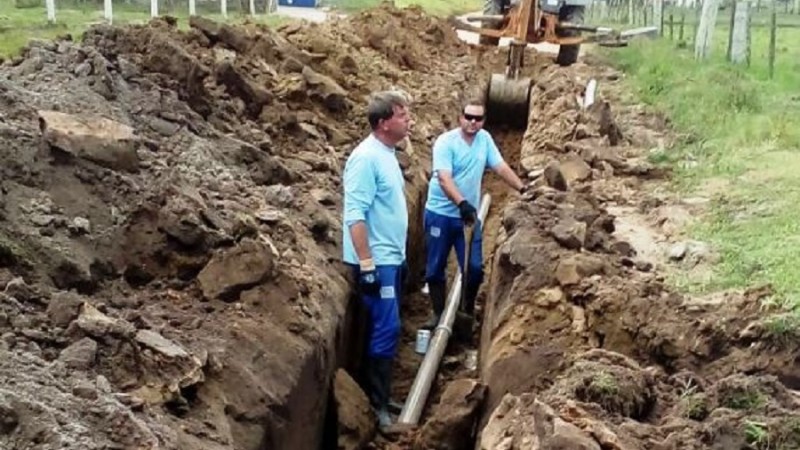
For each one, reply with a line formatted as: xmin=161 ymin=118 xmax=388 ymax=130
xmin=462 ymin=281 xmax=480 ymax=316
xmin=365 ymin=357 xmax=394 ymax=429
xmin=387 ymin=399 xmax=404 ymax=415
xmin=454 ymin=281 xmax=481 ymax=343
xmin=421 ymin=282 xmax=446 ymax=330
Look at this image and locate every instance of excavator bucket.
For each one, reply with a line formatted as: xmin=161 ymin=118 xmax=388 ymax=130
xmin=486 ymin=73 xmax=532 ymax=129
xmin=481 ymin=23 xmax=657 ymax=129
xmin=485 ymin=38 xmax=533 ymax=130
xmin=457 ymin=0 xmax=655 ymax=130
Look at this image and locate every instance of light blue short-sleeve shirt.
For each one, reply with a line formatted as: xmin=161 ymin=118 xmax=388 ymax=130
xmin=425 ymin=129 xmax=504 ymax=218
xmin=342 ymin=134 xmax=408 ymax=266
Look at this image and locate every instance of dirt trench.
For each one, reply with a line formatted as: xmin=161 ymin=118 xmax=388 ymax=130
xmin=389 ymin=50 xmax=800 ymax=450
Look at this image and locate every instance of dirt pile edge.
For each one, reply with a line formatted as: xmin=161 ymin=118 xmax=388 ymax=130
xmin=475 ymin=58 xmax=800 ymax=449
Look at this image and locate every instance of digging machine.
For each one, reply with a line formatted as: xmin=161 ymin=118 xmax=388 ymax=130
xmin=452 ymin=0 xmax=656 ymax=128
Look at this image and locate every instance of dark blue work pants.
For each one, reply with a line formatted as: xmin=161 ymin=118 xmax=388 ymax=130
xmin=423 ymin=209 xmax=484 ymax=312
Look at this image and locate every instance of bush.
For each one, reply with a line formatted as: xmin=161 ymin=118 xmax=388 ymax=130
xmin=14 ymin=0 xmax=44 ymax=9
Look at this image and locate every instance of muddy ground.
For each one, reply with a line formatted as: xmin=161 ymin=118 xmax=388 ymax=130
xmin=1 ymin=4 xmax=799 ymax=450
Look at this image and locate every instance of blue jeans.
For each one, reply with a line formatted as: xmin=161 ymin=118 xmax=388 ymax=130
xmin=350 ymin=264 xmax=404 ymax=359
xmin=424 ymin=209 xmax=484 ymax=290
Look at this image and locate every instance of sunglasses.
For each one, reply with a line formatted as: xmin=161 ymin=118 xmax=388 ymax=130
xmin=463 ymin=113 xmax=485 ymax=122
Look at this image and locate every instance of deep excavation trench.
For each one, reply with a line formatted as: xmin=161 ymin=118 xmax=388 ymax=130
xmin=362 ymin=47 xmax=800 ymax=449
xmin=354 ymin=124 xmax=524 ymax=450
xmin=2 ymin=5 xmax=800 ymax=450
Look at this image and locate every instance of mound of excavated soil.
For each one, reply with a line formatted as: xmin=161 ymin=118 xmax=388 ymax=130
xmin=0 ymin=5 xmax=486 ymax=449
xmin=467 ymin=57 xmax=800 ymax=449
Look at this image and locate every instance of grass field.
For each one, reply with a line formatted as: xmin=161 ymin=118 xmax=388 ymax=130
xmin=601 ymin=10 xmax=800 ymax=311
xmin=0 ymin=0 xmax=290 ymax=57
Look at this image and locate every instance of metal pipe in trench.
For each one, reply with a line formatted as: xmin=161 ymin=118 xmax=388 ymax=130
xmin=397 ymin=193 xmax=492 ymax=426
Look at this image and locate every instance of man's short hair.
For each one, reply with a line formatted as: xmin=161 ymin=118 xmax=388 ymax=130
xmin=461 ymin=97 xmax=486 ymax=113
xmin=367 ymin=90 xmax=409 ymax=130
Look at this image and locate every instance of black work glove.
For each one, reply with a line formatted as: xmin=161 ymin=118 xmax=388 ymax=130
xmin=358 ymin=267 xmax=381 ymax=297
xmin=458 ymin=200 xmax=477 ymax=225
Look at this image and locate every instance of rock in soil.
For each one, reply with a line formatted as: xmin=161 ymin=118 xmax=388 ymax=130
xmin=414 ymin=379 xmax=487 ymax=450
xmin=196 ymin=237 xmax=275 ymax=301
xmin=38 ymin=110 xmax=141 ymax=172
xmin=335 ymin=369 xmax=376 ymax=450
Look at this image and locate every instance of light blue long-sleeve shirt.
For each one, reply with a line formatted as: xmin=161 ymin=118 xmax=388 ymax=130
xmin=342 ymin=134 xmax=408 ymax=266
xmin=425 ymin=128 xmax=504 ymax=218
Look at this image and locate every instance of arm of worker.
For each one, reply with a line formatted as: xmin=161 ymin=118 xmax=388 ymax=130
xmin=432 ymin=137 xmax=467 ymax=205
xmin=487 ymin=138 xmax=526 ymax=193
xmin=343 ymin=153 xmax=377 ymax=270
xmin=492 ymin=162 xmax=526 ymax=193
xmin=433 ymin=139 xmax=478 ymax=224
xmin=348 ymin=222 xmax=372 ymax=263
xmin=436 ymin=170 xmax=466 ymax=205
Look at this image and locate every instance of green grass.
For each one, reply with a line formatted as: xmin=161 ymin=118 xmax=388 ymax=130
xmin=0 ymin=0 xmax=286 ymax=57
xmin=600 ymin=14 xmax=800 ymax=311
xmin=744 ymin=420 xmax=771 ymax=449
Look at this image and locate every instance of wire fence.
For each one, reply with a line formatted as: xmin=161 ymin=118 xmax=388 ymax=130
xmin=588 ymin=0 xmax=800 ymax=78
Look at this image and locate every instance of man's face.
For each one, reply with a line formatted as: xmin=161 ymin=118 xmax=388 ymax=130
xmin=379 ymin=105 xmax=413 ymax=143
xmin=459 ymin=104 xmax=485 ymax=136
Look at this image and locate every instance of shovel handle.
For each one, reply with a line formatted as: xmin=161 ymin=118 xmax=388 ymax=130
xmin=460 ymin=222 xmax=476 ymax=311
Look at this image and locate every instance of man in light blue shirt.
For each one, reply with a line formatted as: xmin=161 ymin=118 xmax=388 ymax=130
xmin=423 ymin=98 xmax=527 ymax=331
xmin=342 ymin=90 xmax=411 ymax=430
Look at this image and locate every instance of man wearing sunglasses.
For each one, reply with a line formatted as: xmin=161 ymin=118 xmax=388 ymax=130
xmin=342 ymin=90 xmax=412 ymax=431
xmin=422 ymin=98 xmax=527 ymax=332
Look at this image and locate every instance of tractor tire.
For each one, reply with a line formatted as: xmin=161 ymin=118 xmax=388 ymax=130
xmin=479 ymin=0 xmax=504 ymax=46
xmin=556 ymin=5 xmax=585 ymax=66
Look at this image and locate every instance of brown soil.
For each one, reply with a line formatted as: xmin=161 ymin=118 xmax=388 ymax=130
xmin=469 ymin=53 xmax=800 ymax=449
xmin=0 ymin=6 xmax=481 ymax=450
xmin=1 ymin=4 xmax=799 ymax=450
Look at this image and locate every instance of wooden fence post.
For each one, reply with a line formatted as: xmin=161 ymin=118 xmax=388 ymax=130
xmin=728 ymin=0 xmax=750 ymax=64
xmin=45 ymin=0 xmax=56 ymax=23
xmin=654 ymin=0 xmax=663 ymax=34
xmin=694 ymin=0 xmax=721 ymax=60
xmin=151 ymin=0 xmax=158 ymax=17
xmin=727 ymin=0 xmax=735 ymax=59
xmin=679 ymin=11 xmax=685 ymax=40
xmin=669 ymin=12 xmax=674 ymax=38
xmin=190 ymin=0 xmax=196 ymax=15
xmin=628 ymin=0 xmax=635 ymax=24
xmin=104 ymin=0 xmax=112 ymax=23
xmin=768 ymin=2 xmax=777 ymax=78
xmin=221 ymin=0 xmax=227 ymax=17
xmin=746 ymin=3 xmax=751 ymax=65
